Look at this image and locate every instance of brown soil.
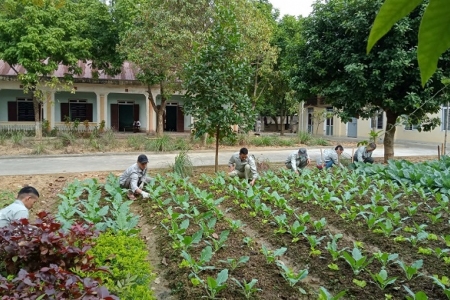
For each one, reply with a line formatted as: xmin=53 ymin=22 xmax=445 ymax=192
xmin=0 ymin=157 xmax=444 ymax=299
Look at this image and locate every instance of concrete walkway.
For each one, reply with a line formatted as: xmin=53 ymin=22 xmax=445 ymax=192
xmin=0 ymin=145 xmax=439 ymax=176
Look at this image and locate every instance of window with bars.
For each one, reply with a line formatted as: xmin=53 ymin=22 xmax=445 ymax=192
xmin=442 ymin=106 xmax=450 ymax=131
xmin=7 ymin=98 xmax=41 ymax=121
xmin=60 ymin=100 xmax=93 ymax=122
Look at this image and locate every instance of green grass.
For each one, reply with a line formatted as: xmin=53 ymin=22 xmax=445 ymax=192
xmin=172 ymin=151 xmax=193 ymax=177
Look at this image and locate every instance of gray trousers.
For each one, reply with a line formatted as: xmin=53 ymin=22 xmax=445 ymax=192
xmin=120 ymin=176 xmax=152 ymax=192
xmin=228 ymin=164 xmax=252 ymax=180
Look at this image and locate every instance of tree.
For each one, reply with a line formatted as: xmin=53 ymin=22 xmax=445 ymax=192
xmin=183 ymin=3 xmax=256 ymax=172
xmin=119 ymin=0 xmax=212 ymax=136
xmin=367 ymin=0 xmax=450 ymax=86
xmin=291 ymin=0 xmax=449 ymax=161
xmin=0 ymin=0 xmax=119 ymax=138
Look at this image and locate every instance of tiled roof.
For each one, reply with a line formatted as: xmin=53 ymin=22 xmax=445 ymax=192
xmin=0 ymin=60 xmax=140 ymax=81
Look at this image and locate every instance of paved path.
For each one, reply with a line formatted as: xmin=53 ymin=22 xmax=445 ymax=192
xmin=0 ymin=146 xmax=439 ymax=176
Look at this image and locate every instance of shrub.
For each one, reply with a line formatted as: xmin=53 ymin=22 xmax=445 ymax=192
xmin=278 ymin=138 xmax=296 ymax=147
xmin=86 ymin=232 xmax=156 ymax=300
xmin=59 ymin=132 xmax=76 ymax=146
xmin=0 ymin=132 xmax=7 ymax=145
xmin=252 ymin=136 xmax=275 ymax=147
xmin=0 ymin=212 xmax=118 ymax=299
xmin=172 ymin=151 xmax=193 ymax=177
xmin=10 ymin=131 xmax=24 ymax=146
xmin=174 ymin=137 xmax=192 ymax=150
xmin=0 ymin=191 xmax=14 ymax=209
xmin=297 ymin=131 xmax=312 ymax=144
xmin=127 ymin=135 xmax=143 ymax=150
xmin=31 ymin=143 xmax=47 ymax=155
xmin=101 ymin=130 xmax=118 ymax=148
xmin=145 ymin=135 xmax=174 ymax=152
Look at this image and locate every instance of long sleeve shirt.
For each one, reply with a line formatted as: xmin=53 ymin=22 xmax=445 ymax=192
xmin=119 ymin=163 xmax=149 ymax=192
xmin=323 ymin=149 xmax=342 ymax=167
xmin=355 ymin=146 xmax=373 ymax=162
xmin=285 ymin=151 xmax=310 ymax=172
xmin=228 ymin=152 xmax=258 ymax=179
xmin=0 ymin=200 xmax=29 ymax=227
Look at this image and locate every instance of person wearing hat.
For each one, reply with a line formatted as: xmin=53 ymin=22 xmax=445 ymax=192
xmin=354 ymin=142 xmax=376 ymax=164
xmin=285 ymin=148 xmax=311 ymax=174
xmin=228 ymin=147 xmax=258 ymax=186
xmin=0 ymin=186 xmax=39 ymax=227
xmin=119 ymin=154 xmax=152 ymax=200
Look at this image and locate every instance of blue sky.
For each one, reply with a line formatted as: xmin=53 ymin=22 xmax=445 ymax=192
xmin=270 ymin=0 xmax=315 ymax=17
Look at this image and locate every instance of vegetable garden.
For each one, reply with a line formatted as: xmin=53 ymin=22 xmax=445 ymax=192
xmin=1 ymin=158 xmax=450 ymax=299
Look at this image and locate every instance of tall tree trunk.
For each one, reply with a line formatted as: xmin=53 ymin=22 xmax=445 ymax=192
xmin=147 ymin=83 xmax=167 ymax=137
xmin=215 ymin=126 xmax=220 ymax=173
xmin=33 ymin=96 xmax=42 ymax=140
xmin=384 ymin=110 xmax=398 ymax=163
xmin=280 ymin=114 xmax=285 ymax=136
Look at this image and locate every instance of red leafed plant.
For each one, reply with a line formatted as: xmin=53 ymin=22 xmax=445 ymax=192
xmin=0 ymin=211 xmax=118 ymax=299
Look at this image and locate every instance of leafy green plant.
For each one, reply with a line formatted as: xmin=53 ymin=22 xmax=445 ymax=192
xmin=276 ymin=261 xmax=308 ymax=287
xmin=369 ymin=269 xmax=397 ymax=290
xmin=396 ymin=259 xmax=423 ymax=280
xmin=326 ymin=233 xmax=345 ymax=261
xmin=373 ymin=251 xmax=398 ymax=268
xmin=180 ymin=246 xmax=215 ymax=275
xmin=260 ymin=245 xmax=287 ymax=264
xmin=404 ymin=285 xmax=429 ymax=300
xmin=200 ymin=269 xmax=229 ymax=299
xmin=206 ymin=230 xmax=230 ymax=251
xmin=318 ymin=286 xmax=346 ymax=300
xmin=219 ymin=256 xmax=249 ymax=271
xmin=340 ymin=247 xmax=373 ymax=275
xmin=146 ymin=135 xmax=174 ymax=152
xmin=231 ymin=278 xmax=261 ymax=299
xmin=430 ymin=275 xmax=450 ymax=298
xmin=353 ymin=279 xmax=367 ymax=288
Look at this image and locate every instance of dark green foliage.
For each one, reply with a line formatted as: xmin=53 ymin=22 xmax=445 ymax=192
xmin=86 ymin=231 xmax=156 ymax=300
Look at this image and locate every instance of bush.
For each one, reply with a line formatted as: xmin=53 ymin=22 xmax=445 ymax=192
xmin=145 ymin=135 xmax=174 ymax=152
xmin=297 ymin=131 xmax=312 ymax=144
xmin=87 ymin=232 xmax=156 ymax=300
xmin=59 ymin=132 xmax=76 ymax=146
xmin=278 ymin=138 xmax=296 ymax=147
xmin=174 ymin=137 xmax=192 ymax=151
xmin=10 ymin=131 xmax=24 ymax=146
xmin=31 ymin=143 xmax=47 ymax=155
xmin=172 ymin=151 xmax=193 ymax=177
xmin=251 ymin=136 xmax=275 ymax=147
xmin=127 ymin=135 xmax=143 ymax=150
xmin=0 ymin=212 xmax=118 ymax=299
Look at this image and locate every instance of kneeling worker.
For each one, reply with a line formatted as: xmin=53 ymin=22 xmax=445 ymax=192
xmin=354 ymin=142 xmax=376 ymax=164
xmin=285 ymin=148 xmax=310 ymax=174
xmin=119 ymin=154 xmax=152 ymax=199
xmin=228 ymin=147 xmax=258 ymax=186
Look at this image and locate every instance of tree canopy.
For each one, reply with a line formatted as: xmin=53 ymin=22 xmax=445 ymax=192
xmin=368 ymin=0 xmax=450 ymax=86
xmin=0 ymin=0 xmax=120 ymax=137
xmin=291 ymin=0 xmax=450 ymax=161
xmin=183 ymin=3 xmax=255 ymax=171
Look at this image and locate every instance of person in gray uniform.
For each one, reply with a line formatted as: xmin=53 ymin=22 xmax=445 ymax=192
xmin=228 ymin=147 xmax=258 ymax=186
xmin=285 ymin=148 xmax=310 ymax=174
xmin=119 ymin=154 xmax=152 ymax=199
xmin=354 ymin=142 xmax=376 ymax=164
xmin=0 ymin=186 xmax=39 ymax=227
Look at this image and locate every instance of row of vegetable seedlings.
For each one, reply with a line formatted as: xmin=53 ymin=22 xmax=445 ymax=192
xmin=274 ymin=168 xmax=450 ymax=299
xmin=143 ymin=173 xmax=311 ymax=299
xmin=204 ymin=170 xmax=450 ymax=299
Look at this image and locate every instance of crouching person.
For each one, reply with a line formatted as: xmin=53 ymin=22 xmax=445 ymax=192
xmin=119 ymin=154 xmax=153 ymax=200
xmin=285 ymin=148 xmax=310 ymax=174
xmin=354 ymin=142 xmax=376 ymax=164
xmin=317 ymin=145 xmax=344 ymax=169
xmin=228 ymin=147 xmax=258 ymax=186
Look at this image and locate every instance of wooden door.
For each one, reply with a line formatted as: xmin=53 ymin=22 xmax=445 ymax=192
xmin=176 ymin=106 xmax=184 ymax=132
xmin=110 ymin=104 xmax=119 ymax=131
